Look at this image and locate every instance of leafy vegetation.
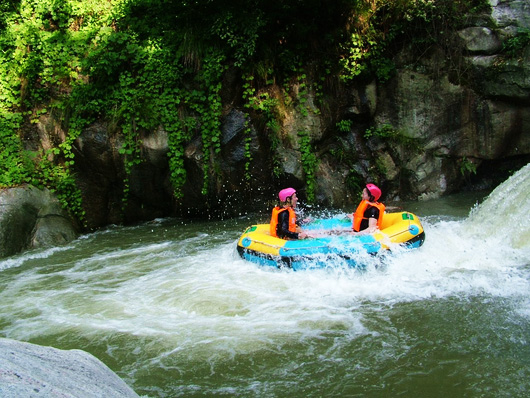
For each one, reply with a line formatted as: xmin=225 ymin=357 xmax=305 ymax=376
xmin=364 ymin=124 xmax=417 ymax=148
xmin=460 ymin=156 xmax=477 ymax=176
xmin=297 ymin=130 xmax=318 ymax=203
xmin=0 ymin=0 xmax=489 ymax=222
xmin=503 ymin=28 xmax=530 ymax=59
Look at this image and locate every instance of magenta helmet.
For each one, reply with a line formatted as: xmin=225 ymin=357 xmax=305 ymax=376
xmin=279 ymin=187 xmax=296 ymax=202
xmin=366 ymin=183 xmax=382 ymax=201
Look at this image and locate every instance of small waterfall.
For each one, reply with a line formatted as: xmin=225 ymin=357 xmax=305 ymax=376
xmin=465 ymin=163 xmax=530 ymax=249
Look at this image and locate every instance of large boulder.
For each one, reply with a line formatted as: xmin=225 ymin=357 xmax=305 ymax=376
xmin=490 ymin=0 xmax=530 ymax=35
xmin=74 ymin=121 xmax=129 ymax=227
xmin=0 ymin=338 xmax=139 ymax=398
xmin=0 ymin=185 xmax=78 ymax=258
xmin=458 ymin=27 xmax=503 ymax=54
xmin=467 ymin=47 xmax=530 ymax=99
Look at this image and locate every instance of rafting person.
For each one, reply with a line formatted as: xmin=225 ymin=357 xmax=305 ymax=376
xmin=270 ymin=188 xmax=310 ymax=239
xmin=351 ymin=183 xmax=386 ymax=235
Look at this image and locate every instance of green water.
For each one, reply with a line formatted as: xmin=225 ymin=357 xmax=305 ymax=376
xmin=1 ymin=167 xmax=530 ymax=397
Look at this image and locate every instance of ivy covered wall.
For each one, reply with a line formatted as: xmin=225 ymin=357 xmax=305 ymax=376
xmin=2 ymin=0 xmax=513 ymax=227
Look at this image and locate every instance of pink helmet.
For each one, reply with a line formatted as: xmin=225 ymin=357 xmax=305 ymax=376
xmin=366 ymin=183 xmax=382 ymax=201
xmin=279 ymin=187 xmax=296 ymax=202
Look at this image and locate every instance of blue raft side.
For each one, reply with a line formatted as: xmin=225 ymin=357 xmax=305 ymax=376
xmin=240 ymin=248 xmax=374 ymax=271
xmin=303 ymin=217 xmax=352 ymax=231
xmin=238 ymin=233 xmax=382 ymax=270
xmin=240 ymin=252 xmax=281 ymax=268
xmin=280 ymin=234 xmax=381 ymax=257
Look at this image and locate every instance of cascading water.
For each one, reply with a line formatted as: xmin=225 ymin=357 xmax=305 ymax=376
xmin=0 ymin=164 xmax=529 ymax=397
xmin=465 ymin=162 xmax=530 ymax=249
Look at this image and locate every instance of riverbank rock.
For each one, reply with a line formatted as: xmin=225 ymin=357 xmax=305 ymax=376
xmin=0 ymin=338 xmax=139 ymax=398
xmin=0 ymin=185 xmax=78 ymax=258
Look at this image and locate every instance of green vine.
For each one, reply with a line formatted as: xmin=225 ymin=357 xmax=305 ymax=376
xmin=364 ymin=123 xmax=419 ymax=150
xmin=241 ymin=74 xmax=256 ymax=180
xmin=190 ymin=50 xmax=226 ymax=195
xmin=38 ymin=153 xmax=86 ymax=225
xmin=297 ymin=130 xmax=318 ymax=203
xmin=242 ymin=74 xmax=283 ymax=181
xmin=159 ymin=90 xmax=187 ymax=199
xmin=296 ymin=68 xmax=309 ymax=117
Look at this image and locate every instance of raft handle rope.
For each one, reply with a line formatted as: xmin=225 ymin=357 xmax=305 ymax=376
xmin=243 ymin=238 xmax=285 ymax=250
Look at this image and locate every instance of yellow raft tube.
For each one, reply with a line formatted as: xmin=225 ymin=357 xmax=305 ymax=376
xmin=237 ymin=211 xmax=425 ymax=270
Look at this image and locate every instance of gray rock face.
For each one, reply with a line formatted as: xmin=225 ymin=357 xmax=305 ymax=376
xmin=458 ymin=27 xmax=503 ymax=54
xmin=366 ymin=0 xmax=530 ymax=199
xmin=0 ymin=338 xmax=139 ymax=398
xmin=467 ymin=0 xmax=530 ymax=99
xmin=490 ymin=0 xmax=530 ymax=33
xmin=0 ymin=185 xmax=78 ymax=258
xmin=468 ymin=48 xmax=530 ymax=99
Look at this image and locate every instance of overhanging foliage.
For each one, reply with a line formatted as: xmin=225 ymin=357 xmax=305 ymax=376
xmin=0 ymin=0 xmax=489 ymax=221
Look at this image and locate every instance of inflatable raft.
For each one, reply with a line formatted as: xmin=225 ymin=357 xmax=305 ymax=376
xmin=237 ymin=211 xmax=425 ymax=270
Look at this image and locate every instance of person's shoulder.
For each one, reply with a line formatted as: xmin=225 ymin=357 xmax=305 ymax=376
xmin=368 ymin=206 xmax=380 ymax=216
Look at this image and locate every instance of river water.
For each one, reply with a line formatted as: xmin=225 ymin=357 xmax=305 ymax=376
xmin=1 ymin=165 xmax=529 ymax=398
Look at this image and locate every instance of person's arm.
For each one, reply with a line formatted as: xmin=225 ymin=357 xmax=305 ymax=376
xmin=352 ymin=208 xmax=379 ymax=235
xmin=354 ymin=217 xmax=378 ymax=235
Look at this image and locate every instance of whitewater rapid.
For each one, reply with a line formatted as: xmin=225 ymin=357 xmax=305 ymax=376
xmin=1 ymin=164 xmax=529 ymax=397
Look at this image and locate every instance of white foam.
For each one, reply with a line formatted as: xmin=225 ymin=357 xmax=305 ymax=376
xmin=0 ymin=245 xmax=72 ymax=271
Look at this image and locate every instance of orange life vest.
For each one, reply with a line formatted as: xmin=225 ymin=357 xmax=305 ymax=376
xmin=352 ymin=200 xmax=385 ymax=232
xmin=270 ymin=206 xmax=297 ymax=237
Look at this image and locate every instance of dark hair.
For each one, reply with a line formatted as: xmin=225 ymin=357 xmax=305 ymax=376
xmin=364 ymin=187 xmax=375 ymax=202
